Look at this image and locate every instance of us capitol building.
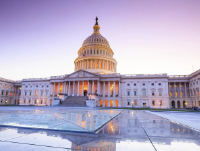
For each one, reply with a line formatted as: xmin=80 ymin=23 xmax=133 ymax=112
xmin=0 ymin=18 xmax=200 ymax=109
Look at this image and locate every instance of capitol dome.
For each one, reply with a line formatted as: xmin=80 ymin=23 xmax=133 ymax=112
xmin=74 ymin=17 xmax=117 ymax=74
xmin=82 ymin=33 xmax=110 ymax=48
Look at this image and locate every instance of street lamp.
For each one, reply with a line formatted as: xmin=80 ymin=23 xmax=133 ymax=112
xmin=132 ymin=102 xmax=133 ymax=109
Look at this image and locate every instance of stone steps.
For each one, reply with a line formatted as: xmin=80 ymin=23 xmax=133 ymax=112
xmin=58 ymin=96 xmax=87 ymax=107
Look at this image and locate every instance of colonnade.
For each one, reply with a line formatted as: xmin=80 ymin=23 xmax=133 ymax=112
xmin=75 ymin=59 xmax=116 ymax=72
xmin=50 ymin=80 xmax=121 ymax=97
xmin=168 ymin=82 xmax=189 ymax=98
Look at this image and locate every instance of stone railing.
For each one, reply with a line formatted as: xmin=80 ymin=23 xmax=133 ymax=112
xmin=122 ymin=73 xmax=167 ymax=77
xmin=50 ymin=75 xmax=65 ymax=79
xmin=22 ymin=77 xmax=50 ymax=81
xmin=100 ymin=73 xmax=120 ymax=76
xmin=169 ymin=75 xmax=189 ymax=78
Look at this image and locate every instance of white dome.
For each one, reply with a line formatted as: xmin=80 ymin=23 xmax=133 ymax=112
xmin=82 ymin=34 xmax=110 ymax=47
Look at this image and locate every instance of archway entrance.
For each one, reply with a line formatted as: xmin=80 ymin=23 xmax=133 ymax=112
xmin=172 ymin=101 xmax=175 ymax=108
xmin=84 ymin=90 xmax=87 ymax=96
xmin=183 ymin=101 xmax=186 ymax=108
xmin=105 ymin=100 xmax=108 ymax=107
xmin=115 ymin=100 xmax=118 ymax=107
xmin=110 ymin=100 xmax=113 ymax=107
xmin=100 ymin=100 xmax=103 ymax=107
xmin=177 ymin=101 xmax=180 ymax=108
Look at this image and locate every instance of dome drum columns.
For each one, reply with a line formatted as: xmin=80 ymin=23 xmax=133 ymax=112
xmin=75 ymin=59 xmax=117 ymax=73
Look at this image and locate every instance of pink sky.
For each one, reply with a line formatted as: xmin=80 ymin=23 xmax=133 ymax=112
xmin=0 ymin=0 xmax=200 ymax=80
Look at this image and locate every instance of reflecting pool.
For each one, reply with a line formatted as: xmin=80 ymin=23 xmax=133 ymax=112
xmin=0 ymin=109 xmax=122 ymax=133
xmin=0 ymin=109 xmax=200 ymax=151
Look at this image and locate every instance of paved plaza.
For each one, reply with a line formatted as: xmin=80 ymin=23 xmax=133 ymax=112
xmin=0 ymin=107 xmax=200 ymax=151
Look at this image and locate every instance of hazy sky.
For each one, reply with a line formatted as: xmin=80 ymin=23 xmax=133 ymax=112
xmin=0 ymin=0 xmax=200 ymax=80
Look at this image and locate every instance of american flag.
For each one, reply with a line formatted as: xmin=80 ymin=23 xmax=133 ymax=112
xmin=83 ymin=54 xmax=87 ymax=57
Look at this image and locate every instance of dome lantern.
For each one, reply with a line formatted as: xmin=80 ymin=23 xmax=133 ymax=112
xmin=92 ymin=17 xmax=101 ymax=35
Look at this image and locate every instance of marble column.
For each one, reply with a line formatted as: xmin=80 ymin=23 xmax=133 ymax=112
xmin=91 ymin=59 xmax=93 ymax=69
xmin=68 ymin=82 xmax=71 ymax=96
xmin=168 ymin=83 xmax=170 ymax=96
xmin=184 ymin=82 xmax=187 ymax=97
xmin=64 ymin=82 xmax=66 ymax=94
xmin=66 ymin=82 xmax=68 ymax=95
xmin=108 ymin=81 xmax=110 ymax=97
xmin=87 ymin=59 xmax=89 ymax=69
xmin=57 ymin=82 xmax=60 ymax=95
xmin=98 ymin=60 xmax=100 ymax=69
xmin=72 ymin=81 xmax=75 ymax=96
xmin=113 ymin=81 xmax=115 ymax=97
xmin=92 ymin=81 xmax=94 ymax=94
xmin=119 ymin=81 xmax=121 ymax=96
xmin=179 ymin=82 xmax=182 ymax=97
xmin=53 ymin=83 xmax=55 ymax=96
xmin=82 ymin=80 xmax=84 ymax=96
xmin=97 ymin=81 xmax=100 ymax=95
xmin=77 ymin=81 xmax=79 ymax=96
xmin=174 ymin=83 xmax=176 ymax=97
xmin=88 ymin=81 xmax=90 ymax=96
xmin=103 ymin=81 xmax=105 ymax=97
xmin=95 ymin=59 xmax=97 ymax=69
xmin=62 ymin=82 xmax=64 ymax=93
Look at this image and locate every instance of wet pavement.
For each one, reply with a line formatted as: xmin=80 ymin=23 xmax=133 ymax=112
xmin=0 ymin=107 xmax=199 ymax=151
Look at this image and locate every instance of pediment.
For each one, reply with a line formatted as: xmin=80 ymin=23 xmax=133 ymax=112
xmin=66 ymin=70 xmax=98 ymax=78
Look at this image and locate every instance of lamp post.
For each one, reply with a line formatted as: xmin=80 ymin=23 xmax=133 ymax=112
xmin=159 ymin=102 xmax=161 ymax=109
xmin=185 ymin=102 xmax=187 ymax=109
xmin=132 ymin=102 xmax=133 ymax=109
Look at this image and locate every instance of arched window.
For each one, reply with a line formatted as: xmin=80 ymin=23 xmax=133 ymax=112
xmin=90 ymin=49 xmax=92 ymax=54
xmin=142 ymin=89 xmax=146 ymax=96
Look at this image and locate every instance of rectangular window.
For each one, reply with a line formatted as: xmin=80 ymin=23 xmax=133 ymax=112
xmin=127 ymin=101 xmax=130 ymax=105
xmin=152 ymin=101 xmax=155 ymax=106
xmin=41 ymin=91 xmax=43 ymax=96
xmin=30 ymin=91 xmax=31 ymax=96
xmin=134 ymin=100 xmax=137 ymax=106
xmin=142 ymin=89 xmax=146 ymax=96
xmin=127 ymin=91 xmax=130 ymax=96
xmin=1 ymin=91 xmax=3 ymax=95
xmin=6 ymin=92 xmax=8 ymax=96
xmin=46 ymin=91 xmax=48 ymax=96
xmin=134 ymin=91 xmax=137 ymax=96
xmin=25 ymin=91 xmax=27 ymax=96
xmin=159 ymin=90 xmax=162 ymax=96
xmin=152 ymin=91 xmax=155 ymax=96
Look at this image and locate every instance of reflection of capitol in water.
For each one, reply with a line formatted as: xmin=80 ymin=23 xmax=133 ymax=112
xmin=0 ymin=111 xmax=200 ymax=151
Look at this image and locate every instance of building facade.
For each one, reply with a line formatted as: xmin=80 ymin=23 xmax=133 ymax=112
xmin=0 ymin=18 xmax=200 ymax=108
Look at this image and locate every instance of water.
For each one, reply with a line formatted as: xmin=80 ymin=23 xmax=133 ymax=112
xmin=0 ymin=109 xmax=200 ymax=151
xmin=0 ymin=109 xmax=122 ymax=132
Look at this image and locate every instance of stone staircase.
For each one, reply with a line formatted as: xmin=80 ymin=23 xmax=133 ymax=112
xmin=58 ymin=96 xmax=87 ymax=107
